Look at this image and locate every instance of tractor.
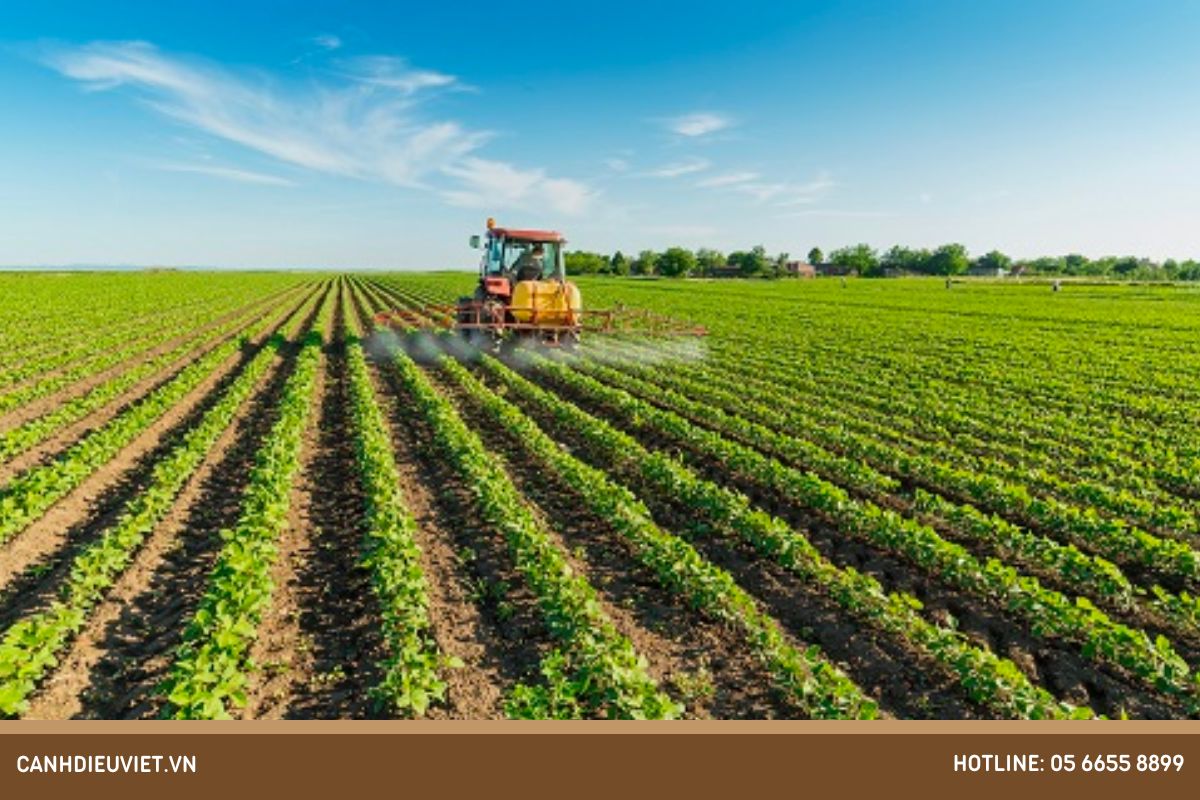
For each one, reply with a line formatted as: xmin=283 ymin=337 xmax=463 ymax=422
xmin=373 ymin=218 xmax=706 ymax=351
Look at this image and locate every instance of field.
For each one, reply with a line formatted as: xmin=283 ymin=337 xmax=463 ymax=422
xmin=1 ymin=271 xmax=1199 ymax=719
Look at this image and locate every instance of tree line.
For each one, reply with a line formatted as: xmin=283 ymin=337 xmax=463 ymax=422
xmin=564 ymin=243 xmax=1200 ymax=281
xmin=564 ymin=246 xmax=792 ymax=278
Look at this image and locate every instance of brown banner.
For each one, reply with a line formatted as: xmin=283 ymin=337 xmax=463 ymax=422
xmin=2 ymin=723 xmax=1198 ymax=799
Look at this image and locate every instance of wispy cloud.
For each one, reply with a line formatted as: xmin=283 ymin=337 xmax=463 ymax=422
xmin=696 ymin=171 xmax=758 ymax=188
xmin=704 ymin=172 xmax=835 ymax=206
xmin=441 ymin=157 xmax=592 ymax=215
xmin=311 ymin=34 xmax=342 ymax=51
xmin=152 ymin=161 xmax=295 ymax=186
xmin=666 ymin=112 xmax=731 ymax=138
xmin=603 ymin=157 xmax=630 ymax=173
xmin=40 ymin=40 xmax=590 ymax=214
xmin=338 ymin=55 xmax=461 ymax=95
xmin=769 ymin=173 xmax=837 ymax=206
xmin=642 ymin=157 xmax=710 ymax=178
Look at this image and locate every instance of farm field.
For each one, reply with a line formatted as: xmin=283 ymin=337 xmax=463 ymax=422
xmin=2 ymin=271 xmax=1200 ymax=719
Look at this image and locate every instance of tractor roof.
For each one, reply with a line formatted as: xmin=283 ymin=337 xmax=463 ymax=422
xmin=490 ymin=227 xmax=566 ymax=243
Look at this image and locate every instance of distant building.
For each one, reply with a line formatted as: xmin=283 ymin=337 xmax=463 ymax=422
xmin=814 ymin=262 xmax=857 ymax=277
xmin=786 ymin=261 xmax=816 ymax=278
xmin=707 ymin=265 xmax=743 ymax=278
xmin=967 ymin=264 xmax=1008 ymax=277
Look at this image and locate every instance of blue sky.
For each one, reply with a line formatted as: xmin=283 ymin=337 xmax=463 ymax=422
xmin=2 ymin=0 xmax=1199 ymax=268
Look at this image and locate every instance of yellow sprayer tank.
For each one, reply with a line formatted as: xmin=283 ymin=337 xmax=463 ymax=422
xmin=510 ymin=280 xmax=582 ymax=326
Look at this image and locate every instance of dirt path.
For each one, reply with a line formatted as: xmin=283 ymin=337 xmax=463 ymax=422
xmin=243 ymin=284 xmax=389 ymax=719
xmin=239 ymin=349 xmax=327 ymax=718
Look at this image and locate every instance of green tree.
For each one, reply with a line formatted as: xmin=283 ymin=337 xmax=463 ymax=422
xmin=657 ymin=246 xmax=698 ymax=278
xmin=881 ymin=245 xmax=931 ymax=274
xmin=733 ymin=245 xmax=769 ymax=277
xmin=609 ymin=250 xmax=630 ymax=276
xmin=1028 ymin=256 xmax=1064 ymax=274
xmin=807 ymin=246 xmax=824 ymax=265
xmin=928 ymin=243 xmax=970 ymax=276
xmin=972 ymin=249 xmax=1012 ymax=275
xmin=1111 ymin=256 xmax=1141 ymax=276
xmin=830 ymin=243 xmax=880 ymax=277
xmin=1062 ymin=253 xmax=1091 ymax=275
xmin=564 ymin=251 xmax=607 ymax=276
xmin=633 ymin=249 xmax=658 ymax=276
xmin=695 ymin=248 xmax=725 ymax=276
xmin=772 ymin=251 xmax=790 ymax=278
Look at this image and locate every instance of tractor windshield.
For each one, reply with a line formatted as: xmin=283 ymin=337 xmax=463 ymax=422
xmin=487 ymin=237 xmax=561 ymax=281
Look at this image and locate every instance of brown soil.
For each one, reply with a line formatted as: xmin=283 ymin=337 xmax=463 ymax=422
xmin=240 ymin=352 xmax=327 ymax=718
xmin=249 ymin=285 xmax=389 ymax=719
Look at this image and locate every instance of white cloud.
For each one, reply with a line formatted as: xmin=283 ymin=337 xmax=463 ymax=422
xmin=153 ymin=161 xmax=295 ymax=186
xmin=41 ymin=41 xmax=591 ymax=208
xmin=696 ymin=171 xmax=758 ymax=188
xmin=441 ymin=157 xmax=592 ymax=215
xmin=643 ymin=157 xmax=710 ymax=178
xmin=339 ymin=55 xmax=460 ymax=94
xmin=604 ymin=157 xmax=630 ymax=173
xmin=312 ymin=34 xmax=342 ymax=51
xmin=667 ymin=112 xmax=731 ymax=138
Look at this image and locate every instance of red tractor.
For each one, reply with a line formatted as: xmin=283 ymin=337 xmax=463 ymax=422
xmin=374 ymin=218 xmax=706 ymax=350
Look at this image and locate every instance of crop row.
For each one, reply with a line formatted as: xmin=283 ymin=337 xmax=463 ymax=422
xmin=160 ymin=292 xmax=331 ymax=719
xmin=442 ymin=352 xmax=881 ymax=719
xmin=0 ymin=288 xmax=324 ymax=547
xmin=702 ymin=334 xmax=1200 ymax=499
xmin=0 ymin=292 xmax=238 ymax=391
xmin=478 ymin=353 xmax=1085 ymax=719
xmin=0 ymin=288 xmax=294 ymax=413
xmin=528 ymin=356 xmax=1200 ymax=709
xmin=342 ymin=307 xmax=452 ymax=716
xmin=666 ymin=341 xmax=1200 ymax=540
xmin=0 ymin=333 xmax=291 ymax=717
xmin=574 ymin=347 xmax=1200 ymax=635
xmin=380 ymin=334 xmax=678 ymax=719
xmin=0 ymin=293 xmax=288 ymax=465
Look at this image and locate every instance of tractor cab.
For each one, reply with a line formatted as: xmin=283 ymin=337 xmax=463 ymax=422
xmin=456 ymin=219 xmax=581 ymax=348
xmin=472 ymin=221 xmax=566 ymax=301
